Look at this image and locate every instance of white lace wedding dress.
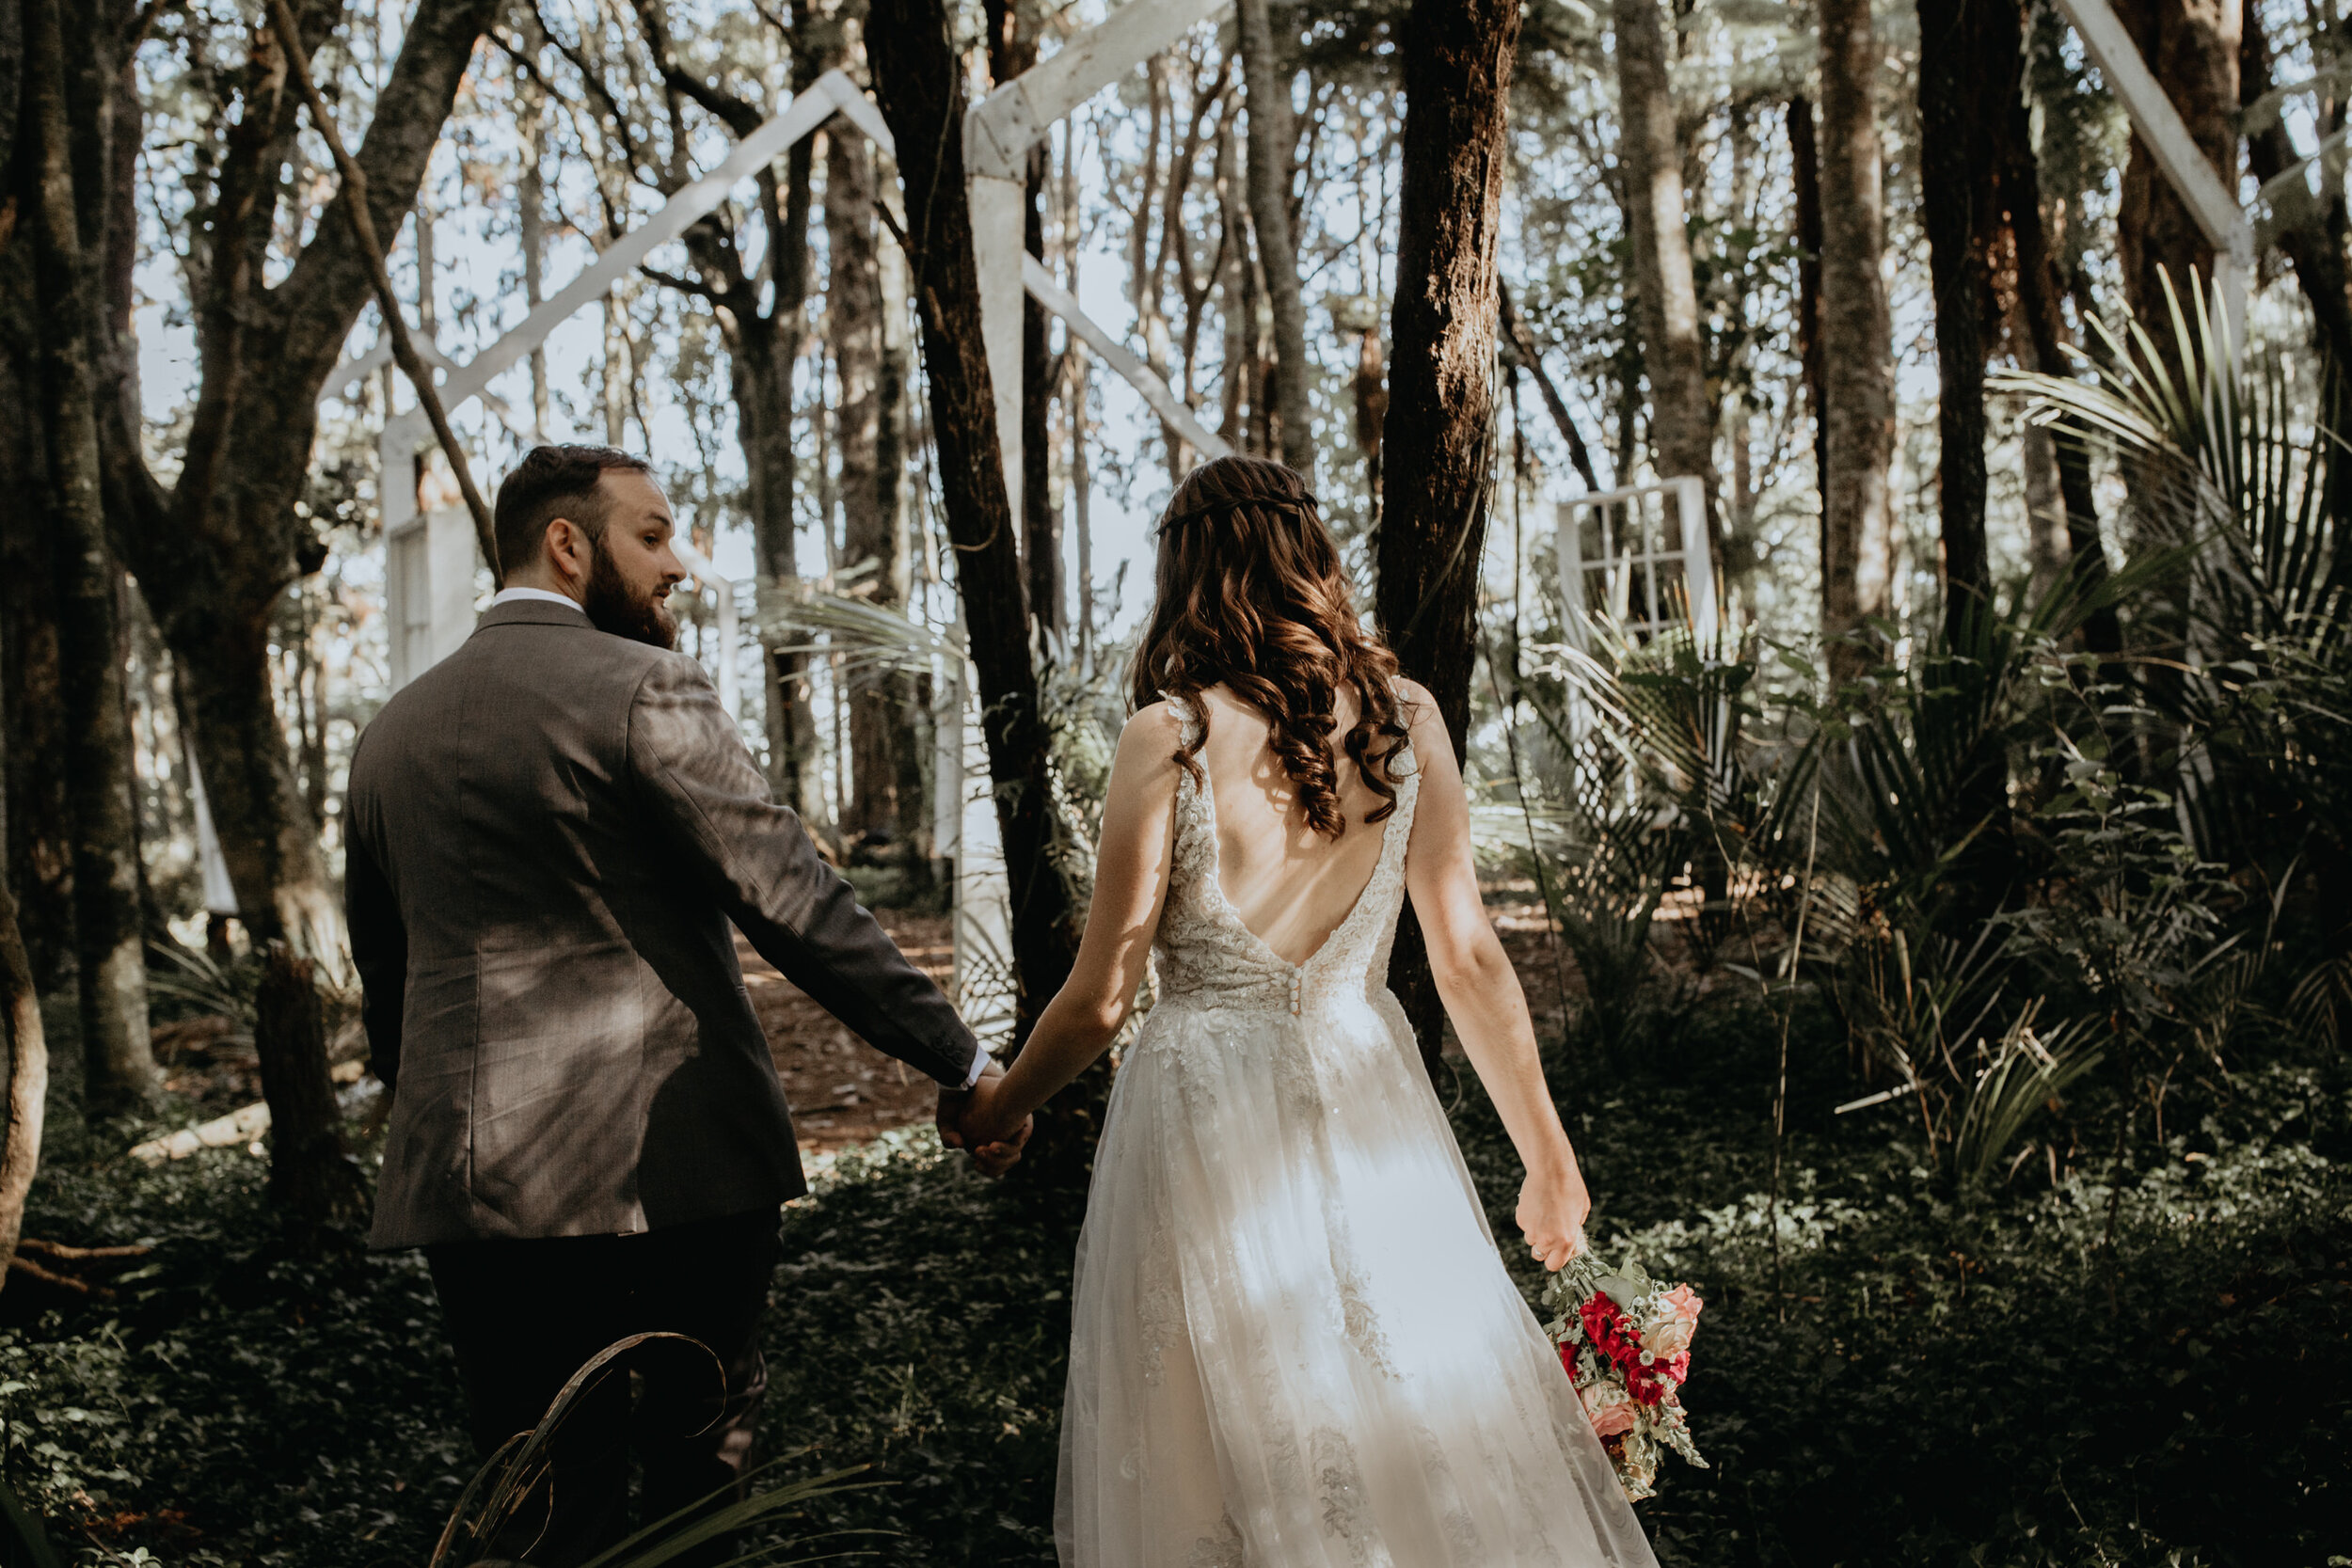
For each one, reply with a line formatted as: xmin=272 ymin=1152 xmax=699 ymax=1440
xmin=1057 ymin=699 xmax=1659 ymax=1566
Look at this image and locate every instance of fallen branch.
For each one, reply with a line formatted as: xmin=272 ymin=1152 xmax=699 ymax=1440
xmin=128 ymin=1058 xmax=366 ymax=1164
xmin=13 ymin=1238 xmax=151 ymax=1262
xmin=4 ymin=1255 xmax=106 ymax=1297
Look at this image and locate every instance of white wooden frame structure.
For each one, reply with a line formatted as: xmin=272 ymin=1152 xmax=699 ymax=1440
xmin=1555 ymin=477 xmax=1718 ymax=654
xmin=310 ymin=18 xmax=1241 ymax=1033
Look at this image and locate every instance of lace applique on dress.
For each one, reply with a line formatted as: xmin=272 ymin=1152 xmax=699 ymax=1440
xmin=1137 ymin=1186 xmax=1184 ymax=1387
xmin=1311 ymin=1425 xmax=1394 ymax=1567
xmin=1185 ymin=1513 xmax=1247 ymax=1568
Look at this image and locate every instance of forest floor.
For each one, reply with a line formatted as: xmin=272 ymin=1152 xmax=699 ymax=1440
xmin=4 ymin=892 xmax=2344 ymax=1567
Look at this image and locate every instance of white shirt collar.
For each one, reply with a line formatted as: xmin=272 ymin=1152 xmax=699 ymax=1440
xmin=488 ymin=586 xmax=584 ymax=611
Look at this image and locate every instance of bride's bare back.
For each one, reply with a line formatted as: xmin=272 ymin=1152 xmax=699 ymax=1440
xmin=1187 ymin=683 xmax=1390 ymax=967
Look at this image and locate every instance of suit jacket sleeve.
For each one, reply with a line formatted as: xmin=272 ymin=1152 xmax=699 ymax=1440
xmin=345 ymin=815 xmax=407 ymax=1093
xmin=626 ymin=652 xmax=981 ymax=1086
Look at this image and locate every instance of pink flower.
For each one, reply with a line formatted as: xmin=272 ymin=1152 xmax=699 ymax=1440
xmin=1581 ymin=1379 xmax=1638 ymax=1438
xmin=1638 ymin=1284 xmax=1704 ymax=1364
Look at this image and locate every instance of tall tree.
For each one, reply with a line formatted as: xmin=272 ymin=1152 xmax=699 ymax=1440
xmin=1375 ymin=0 xmax=1519 ymax=1075
xmin=99 ymin=0 xmax=498 ymax=958
xmin=0 ymin=0 xmax=80 ymax=997
xmin=24 ymin=0 xmax=156 ymax=1112
xmin=982 ymin=0 xmax=1063 ymax=641
xmin=865 ymin=0 xmax=1085 ymax=1123
xmin=2112 ymin=0 xmax=2239 ymax=335
xmin=1915 ymin=0 xmax=1995 ymax=637
xmin=1237 ymin=0 xmax=1314 ymax=476
xmin=1612 ymin=0 xmax=1719 ymax=551
xmin=826 ymin=110 xmax=923 ymax=850
xmin=1788 ymin=93 xmax=1829 ymax=561
xmin=1993 ymin=0 xmax=2114 ymax=648
xmin=1817 ymin=0 xmax=1897 ymax=676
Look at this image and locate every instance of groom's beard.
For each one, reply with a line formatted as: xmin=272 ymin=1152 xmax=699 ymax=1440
xmin=582 ymin=537 xmax=678 ymax=649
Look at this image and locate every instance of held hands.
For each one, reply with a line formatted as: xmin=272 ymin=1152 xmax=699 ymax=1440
xmin=1517 ymin=1157 xmax=1593 ymax=1273
xmin=936 ymin=1056 xmax=1033 ymax=1178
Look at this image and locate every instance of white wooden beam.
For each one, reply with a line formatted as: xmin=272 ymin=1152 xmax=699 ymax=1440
xmin=2048 ymin=0 xmax=2253 ymax=332
xmin=1023 ymin=254 xmax=1231 ymax=460
xmin=963 ymin=0 xmax=1235 ymax=517
xmin=963 ymin=0 xmax=1232 ymax=182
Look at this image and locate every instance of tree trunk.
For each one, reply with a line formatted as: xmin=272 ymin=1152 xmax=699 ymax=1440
xmin=866 ymin=0 xmax=1086 ymax=1141
xmin=2243 ymin=0 xmax=2352 ymax=373
xmin=725 ymin=139 xmax=819 ymax=821
xmin=1915 ymin=0 xmax=1994 ymax=641
xmin=0 ymin=879 xmax=47 ymax=1295
xmin=1817 ymin=0 xmax=1897 ymax=675
xmin=877 ymin=199 xmax=930 ymax=866
xmin=1238 ymin=0 xmax=1315 ymax=476
xmin=27 ymin=0 xmax=154 ymax=1113
xmin=1376 ymin=0 xmax=1519 ymax=1078
xmin=519 ymin=79 xmax=550 ymax=431
xmin=1612 ymin=0 xmax=1719 ymax=546
xmin=1788 ymin=93 xmax=1830 ymax=562
xmin=982 ymin=2 xmax=1063 ymax=642
xmin=736 ymin=324 xmax=824 ymax=826
xmin=253 ymin=942 xmax=366 ymax=1227
xmin=1024 ymin=145 xmax=1061 ymax=640
xmin=2112 ymin=0 xmax=2239 ymax=335
xmin=0 ymin=258 xmax=78 ymax=995
xmin=828 ymin=123 xmax=922 ymax=848
xmin=1995 ymin=0 xmax=2113 ymax=647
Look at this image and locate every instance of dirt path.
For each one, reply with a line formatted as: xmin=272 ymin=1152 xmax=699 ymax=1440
xmin=747 ymin=892 xmax=1575 ymax=1157
xmin=737 ymin=912 xmax=956 ymax=1156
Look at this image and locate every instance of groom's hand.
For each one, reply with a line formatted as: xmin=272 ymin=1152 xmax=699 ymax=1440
xmin=937 ymin=1057 xmax=1031 ymax=1178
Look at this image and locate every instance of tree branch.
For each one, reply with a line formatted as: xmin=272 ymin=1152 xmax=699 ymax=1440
xmin=1498 ymin=280 xmax=1602 ymax=494
xmin=263 ymin=0 xmax=501 ymax=582
xmin=640 ymin=262 xmax=724 ymax=304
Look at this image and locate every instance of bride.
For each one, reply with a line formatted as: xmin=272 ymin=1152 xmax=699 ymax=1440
xmin=960 ymin=455 xmax=1658 ymax=1566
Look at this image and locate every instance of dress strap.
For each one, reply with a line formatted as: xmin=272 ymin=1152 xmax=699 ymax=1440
xmin=1161 ymin=690 xmax=1203 ymax=748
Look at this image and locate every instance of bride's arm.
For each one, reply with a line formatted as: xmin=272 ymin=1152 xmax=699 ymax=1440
xmin=962 ymin=704 xmax=1184 ymax=1142
xmin=1398 ymin=681 xmax=1593 ymax=1271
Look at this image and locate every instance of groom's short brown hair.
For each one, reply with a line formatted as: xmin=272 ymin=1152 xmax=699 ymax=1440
xmin=493 ymin=445 xmax=655 ymax=572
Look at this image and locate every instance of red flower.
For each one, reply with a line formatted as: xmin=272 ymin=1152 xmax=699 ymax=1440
xmin=1558 ymin=1339 xmax=1577 ymax=1378
xmin=1580 ymin=1294 xmax=1643 ymax=1374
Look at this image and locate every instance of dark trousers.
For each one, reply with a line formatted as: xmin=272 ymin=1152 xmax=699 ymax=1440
xmin=425 ymin=1209 xmax=784 ymax=1568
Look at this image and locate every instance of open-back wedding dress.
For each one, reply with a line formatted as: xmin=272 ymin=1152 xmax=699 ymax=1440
xmin=1057 ymin=696 xmax=1659 ymax=1567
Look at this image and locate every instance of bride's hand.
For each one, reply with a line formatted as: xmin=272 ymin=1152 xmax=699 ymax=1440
xmin=954 ymin=1064 xmax=1034 ymax=1176
xmin=1516 ymin=1159 xmax=1592 ymax=1273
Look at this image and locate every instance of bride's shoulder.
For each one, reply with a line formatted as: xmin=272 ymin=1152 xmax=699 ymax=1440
xmin=1115 ymin=701 xmax=1188 ymax=769
xmin=1391 ymin=678 xmax=1442 ymax=741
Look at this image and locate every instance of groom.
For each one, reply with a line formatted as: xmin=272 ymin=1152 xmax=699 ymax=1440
xmin=346 ymin=444 xmax=1025 ymax=1564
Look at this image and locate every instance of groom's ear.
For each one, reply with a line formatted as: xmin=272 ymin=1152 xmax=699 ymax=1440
xmin=541 ymin=515 xmax=595 ymax=582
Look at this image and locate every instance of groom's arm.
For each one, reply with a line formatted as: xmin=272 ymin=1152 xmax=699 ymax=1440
xmin=626 ymin=652 xmax=983 ymax=1087
xmin=346 ymin=822 xmax=408 ymax=1093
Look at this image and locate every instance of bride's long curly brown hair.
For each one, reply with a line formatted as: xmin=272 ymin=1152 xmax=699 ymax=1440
xmin=1129 ymin=455 xmax=1412 ymax=839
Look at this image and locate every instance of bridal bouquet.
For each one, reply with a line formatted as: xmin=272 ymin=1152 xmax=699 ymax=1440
xmin=1540 ymin=1252 xmax=1708 ymax=1502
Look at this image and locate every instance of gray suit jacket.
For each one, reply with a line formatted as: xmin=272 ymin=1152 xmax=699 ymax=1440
xmin=347 ymin=597 xmax=977 ymax=1249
